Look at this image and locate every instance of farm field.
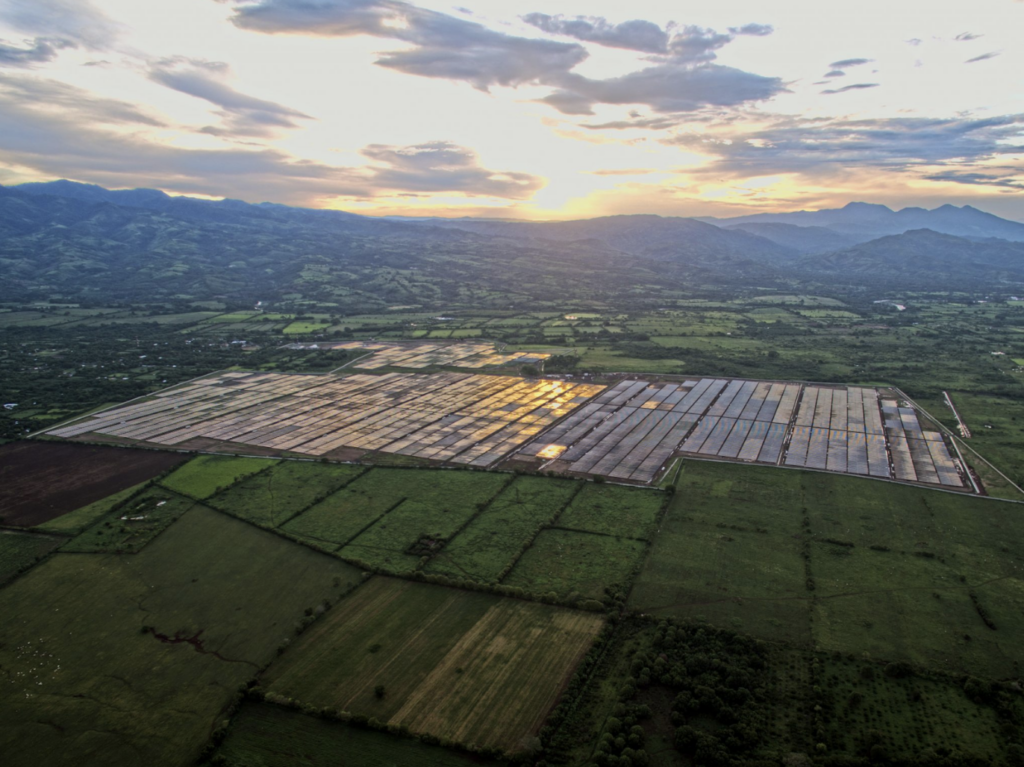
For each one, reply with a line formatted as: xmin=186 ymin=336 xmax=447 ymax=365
xmin=0 ymin=506 xmax=362 ymax=767
xmin=0 ymin=441 xmax=187 ymax=527
xmin=425 ymin=475 xmax=580 ymax=583
xmin=31 ymin=481 xmax=148 ymax=535
xmin=504 ymin=528 xmax=647 ymax=600
xmin=631 ymin=460 xmax=1024 ymax=676
xmin=213 ymin=703 xmax=493 ymax=767
xmin=555 ymin=482 xmax=664 ymax=539
xmin=0 ymin=529 xmax=63 ymax=584
xmin=338 ymin=470 xmax=511 ymax=571
xmin=209 ymin=459 xmax=364 ymax=528
xmin=261 ymin=576 xmax=603 ymax=753
xmin=159 ymin=454 xmax=275 ymax=499
xmin=60 ymin=486 xmax=199 ymax=553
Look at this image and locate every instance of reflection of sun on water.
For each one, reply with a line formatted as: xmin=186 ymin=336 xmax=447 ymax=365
xmin=537 ymin=444 xmax=567 ymax=460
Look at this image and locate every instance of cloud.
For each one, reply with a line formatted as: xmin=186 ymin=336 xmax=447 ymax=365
xmin=0 ymin=75 xmax=540 ymax=204
xmin=955 ymin=32 xmax=981 ymax=41
xmin=521 ymin=14 xmax=668 ymax=53
xmin=924 ymin=170 xmax=1023 ymax=190
xmin=823 ymin=70 xmax=845 ymax=78
xmin=664 ymin=113 xmax=1024 ymax=180
xmin=821 ymin=82 xmax=879 ymax=94
xmin=0 ymin=73 xmax=166 ymax=126
xmin=148 ymin=58 xmax=311 ymax=137
xmin=542 ymin=64 xmax=784 ymax=115
xmin=587 ymin=168 xmax=659 ymax=176
xmin=966 ymin=51 xmax=1000 ymax=63
xmin=229 ymin=0 xmax=587 ymax=91
xmin=0 ymin=36 xmax=73 ymax=67
xmin=729 ymin=23 xmax=773 ymax=37
xmin=829 ymin=58 xmax=871 ymax=69
xmin=229 ymin=2 xmax=783 ymax=113
xmin=360 ymin=141 xmax=542 ymax=198
xmin=0 ymin=0 xmax=120 ymax=50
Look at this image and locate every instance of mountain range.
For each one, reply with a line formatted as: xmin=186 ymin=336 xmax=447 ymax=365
xmin=3 ymin=180 xmax=1024 ymax=304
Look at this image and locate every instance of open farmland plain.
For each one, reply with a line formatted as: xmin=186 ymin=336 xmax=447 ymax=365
xmin=260 ymin=577 xmax=604 ymax=753
xmin=630 ymin=460 xmax=1024 ymax=677
xmin=0 ymin=507 xmax=362 ymax=767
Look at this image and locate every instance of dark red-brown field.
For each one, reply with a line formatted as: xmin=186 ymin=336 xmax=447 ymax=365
xmin=0 ymin=441 xmax=188 ymax=527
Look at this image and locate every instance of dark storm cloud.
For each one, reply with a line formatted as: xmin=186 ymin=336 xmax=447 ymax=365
xmin=521 ymin=13 xmax=668 ymax=53
xmin=148 ymin=58 xmax=311 ymax=137
xmin=966 ymin=51 xmax=1000 ymax=63
xmin=0 ymin=36 xmax=73 ymax=67
xmin=821 ymin=82 xmax=879 ymax=94
xmin=229 ymin=0 xmax=587 ymax=90
xmin=0 ymin=0 xmax=120 ymax=50
xmin=360 ymin=142 xmax=542 ymax=198
xmin=228 ymin=1 xmax=784 ymax=113
xmin=0 ymin=75 xmax=540 ymax=203
xmin=665 ymin=113 xmax=1024 ymax=179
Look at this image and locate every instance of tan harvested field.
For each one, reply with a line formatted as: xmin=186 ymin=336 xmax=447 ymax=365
xmin=262 ymin=577 xmax=603 ymax=753
xmin=47 ymin=371 xmax=601 ymax=468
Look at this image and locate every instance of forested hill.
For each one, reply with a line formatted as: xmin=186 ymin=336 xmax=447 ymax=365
xmin=0 ymin=183 xmax=788 ymax=308
xmin=3 ymin=181 xmax=1024 ymax=308
xmin=800 ymin=229 xmax=1024 ymax=283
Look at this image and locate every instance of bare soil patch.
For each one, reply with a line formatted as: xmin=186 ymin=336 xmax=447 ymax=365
xmin=0 ymin=441 xmax=187 ymax=526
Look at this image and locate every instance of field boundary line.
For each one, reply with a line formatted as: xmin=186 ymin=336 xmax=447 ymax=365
xmin=415 ymin=473 xmax=519 ymax=572
xmin=672 ymin=454 xmax=1024 ymax=506
xmin=336 ymin=495 xmax=410 ymax=553
xmin=498 ymin=479 xmax=586 ymax=585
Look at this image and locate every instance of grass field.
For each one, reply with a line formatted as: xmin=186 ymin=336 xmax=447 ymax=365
xmin=209 ymin=460 xmax=364 ymax=528
xmin=213 ymin=702 xmax=492 ymax=766
xmin=32 ymin=481 xmax=148 ymax=535
xmin=0 ymin=530 xmax=63 ymax=584
xmin=555 ymin=483 xmax=664 ymax=540
xmin=425 ymin=476 xmax=580 ymax=582
xmin=0 ymin=506 xmax=362 ymax=767
xmin=262 ymin=576 xmax=603 ymax=753
xmin=629 ymin=461 xmax=810 ymax=643
xmin=159 ymin=455 xmax=275 ymax=499
xmin=338 ymin=470 xmax=510 ymax=572
xmin=60 ymin=486 xmax=199 ymax=553
xmin=504 ymin=528 xmax=646 ymax=600
xmin=630 ymin=460 xmax=1024 ymax=676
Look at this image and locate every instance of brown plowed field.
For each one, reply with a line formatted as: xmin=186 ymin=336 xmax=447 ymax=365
xmin=0 ymin=441 xmax=188 ymax=527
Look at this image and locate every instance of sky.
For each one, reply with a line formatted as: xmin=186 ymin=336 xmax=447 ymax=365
xmin=0 ymin=0 xmax=1021 ymax=220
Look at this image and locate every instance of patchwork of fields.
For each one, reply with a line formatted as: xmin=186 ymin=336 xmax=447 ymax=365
xmin=261 ymin=577 xmax=604 ymax=753
xmin=1 ymin=428 xmax=1021 ymax=767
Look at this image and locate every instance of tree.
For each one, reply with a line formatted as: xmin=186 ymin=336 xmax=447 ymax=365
xmin=374 ymin=684 xmax=386 ymax=699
